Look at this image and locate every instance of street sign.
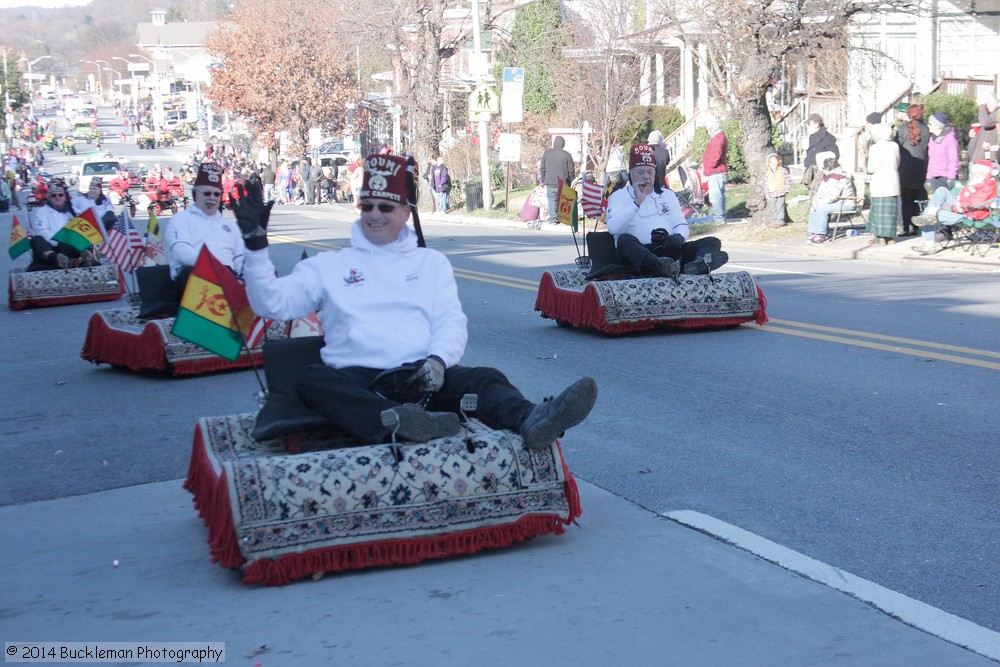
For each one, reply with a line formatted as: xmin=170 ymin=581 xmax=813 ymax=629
xmin=498 ymin=133 xmax=521 ymax=162
xmin=501 ymin=92 xmax=523 ymax=124
xmin=502 ymin=67 xmax=524 ymax=94
xmin=468 ymin=82 xmax=498 ymax=115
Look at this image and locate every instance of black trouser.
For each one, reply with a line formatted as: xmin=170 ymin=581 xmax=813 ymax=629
xmin=900 ymin=187 xmax=927 ymax=234
xmin=616 ymin=233 xmax=722 ymax=273
xmin=29 ymin=236 xmax=84 ymax=267
xmin=294 ymin=364 xmax=537 ymax=443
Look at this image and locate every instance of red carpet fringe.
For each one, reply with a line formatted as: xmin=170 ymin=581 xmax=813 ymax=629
xmin=535 ymin=273 xmax=769 ymax=334
xmin=81 ymin=313 xmax=169 ymax=373
xmin=755 ymin=282 xmax=769 ymax=325
xmin=81 ymin=312 xmax=263 ymax=376
xmin=184 ymin=427 xmax=586 ymax=586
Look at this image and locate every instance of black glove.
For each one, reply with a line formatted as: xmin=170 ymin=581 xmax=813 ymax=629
xmin=650 ymin=228 xmax=668 ymax=246
xmin=101 ymin=210 xmax=116 ymax=231
xmin=232 ymin=181 xmax=274 ymax=251
xmin=406 ymin=355 xmax=446 ymax=393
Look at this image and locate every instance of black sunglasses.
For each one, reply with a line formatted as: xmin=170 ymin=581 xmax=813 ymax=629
xmin=361 ymin=203 xmax=399 ymax=213
xmin=48 ymin=192 xmax=66 ymax=198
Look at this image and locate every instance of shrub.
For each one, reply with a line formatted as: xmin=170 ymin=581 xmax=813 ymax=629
xmin=920 ymin=92 xmax=978 ymax=136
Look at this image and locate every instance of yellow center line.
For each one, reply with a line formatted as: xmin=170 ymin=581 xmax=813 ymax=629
xmin=768 ymin=318 xmax=1000 ymax=360
xmin=757 ymin=326 xmax=1000 ymax=371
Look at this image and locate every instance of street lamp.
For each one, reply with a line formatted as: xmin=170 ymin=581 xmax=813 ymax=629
xmin=95 ymin=59 xmax=112 ymax=99
xmin=24 ymin=55 xmax=51 ymax=95
xmin=129 ymin=53 xmax=162 ymax=129
xmin=113 ymin=57 xmax=138 ymax=104
xmin=81 ymin=60 xmax=100 ymax=93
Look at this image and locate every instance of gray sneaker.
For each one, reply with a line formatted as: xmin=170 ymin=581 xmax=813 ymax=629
xmin=381 ymin=404 xmax=461 ymax=442
xmin=54 ymin=253 xmax=70 ymax=270
xmin=520 ymin=377 xmax=598 ymax=450
xmin=912 ymin=244 xmax=939 ymax=256
xmin=911 ymin=214 xmax=935 ymax=227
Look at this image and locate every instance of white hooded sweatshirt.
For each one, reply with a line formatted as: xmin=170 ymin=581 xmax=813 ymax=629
xmin=243 ymin=220 xmax=468 ymax=370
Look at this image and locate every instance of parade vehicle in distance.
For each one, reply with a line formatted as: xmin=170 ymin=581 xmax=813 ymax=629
xmin=74 ymin=158 xmax=128 ymax=194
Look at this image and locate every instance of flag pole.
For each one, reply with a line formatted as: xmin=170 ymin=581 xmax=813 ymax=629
xmin=229 ymin=302 xmax=267 ymax=398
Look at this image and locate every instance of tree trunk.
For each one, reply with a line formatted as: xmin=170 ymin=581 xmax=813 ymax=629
xmin=733 ymin=93 xmax=776 ymax=225
xmin=406 ymin=0 xmax=446 ymax=209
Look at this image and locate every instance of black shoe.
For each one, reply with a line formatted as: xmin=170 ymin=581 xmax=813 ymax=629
xmin=651 ymin=256 xmax=680 ymax=277
xmin=682 ymin=251 xmax=729 ymax=275
xmin=381 ymin=404 xmax=461 ymax=442
xmin=520 ymin=377 xmax=598 ymax=450
xmin=54 ymin=253 xmax=70 ymax=270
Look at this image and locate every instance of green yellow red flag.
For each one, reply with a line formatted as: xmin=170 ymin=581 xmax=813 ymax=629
xmin=170 ymin=247 xmax=245 ymax=360
xmin=51 ymin=208 xmax=105 ymax=251
xmin=556 ymin=177 xmax=579 ymax=232
xmin=9 ymin=214 xmax=29 ymax=259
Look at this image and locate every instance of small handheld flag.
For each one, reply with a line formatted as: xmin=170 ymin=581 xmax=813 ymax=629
xmin=52 ymin=208 xmax=104 ymax=251
xmin=9 ymin=215 xmax=29 ymax=259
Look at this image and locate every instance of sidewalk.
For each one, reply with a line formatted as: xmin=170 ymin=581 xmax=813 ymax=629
xmin=3 ymin=479 xmax=998 ymax=665
xmin=421 ymin=210 xmax=1000 ymax=273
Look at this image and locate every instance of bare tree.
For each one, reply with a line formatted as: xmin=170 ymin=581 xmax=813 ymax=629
xmin=654 ymin=0 xmax=918 ymax=222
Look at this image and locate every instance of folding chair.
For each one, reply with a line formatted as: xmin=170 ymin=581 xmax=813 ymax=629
xmin=829 ymin=196 xmax=867 ymax=241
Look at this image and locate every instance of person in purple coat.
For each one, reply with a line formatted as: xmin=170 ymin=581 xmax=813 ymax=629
xmin=925 ymin=112 xmax=959 ymax=193
xmin=431 ymin=157 xmax=452 ymax=214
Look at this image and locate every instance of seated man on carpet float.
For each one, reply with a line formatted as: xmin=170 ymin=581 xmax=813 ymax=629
xmin=71 ymin=177 xmax=117 ymax=231
xmin=605 ymin=144 xmax=728 ymax=277
xmin=28 ymin=178 xmax=99 ymax=270
xmin=910 ymin=159 xmax=998 ymax=255
xmin=234 ymin=153 xmax=598 ymax=448
xmin=163 ymin=163 xmax=245 ymax=304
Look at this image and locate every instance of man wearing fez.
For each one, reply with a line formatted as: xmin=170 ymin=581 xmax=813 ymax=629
xmin=234 ymin=153 xmax=598 ymax=447
xmin=606 ymin=144 xmax=728 ymax=277
xmin=165 ymin=162 xmax=245 ymax=300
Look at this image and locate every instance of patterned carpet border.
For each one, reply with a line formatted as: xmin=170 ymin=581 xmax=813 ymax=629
xmin=185 ymin=413 xmax=582 ymax=585
xmin=535 ymin=269 xmax=768 ymax=334
xmin=8 ymin=263 xmax=124 ymax=310
xmin=81 ymin=308 xmax=287 ymax=376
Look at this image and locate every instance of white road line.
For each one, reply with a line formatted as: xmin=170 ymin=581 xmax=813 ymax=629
xmin=665 ymin=509 xmax=1000 ymax=662
xmin=726 ymin=263 xmax=815 ymax=275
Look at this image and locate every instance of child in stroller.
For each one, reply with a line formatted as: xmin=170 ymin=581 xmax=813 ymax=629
xmin=671 ymin=162 xmax=710 ymax=221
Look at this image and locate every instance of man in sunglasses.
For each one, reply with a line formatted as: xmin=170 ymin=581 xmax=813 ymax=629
xmin=236 ymin=153 xmax=597 ymax=448
xmin=164 ymin=162 xmax=245 ymax=303
xmin=28 ymin=179 xmax=94 ymax=270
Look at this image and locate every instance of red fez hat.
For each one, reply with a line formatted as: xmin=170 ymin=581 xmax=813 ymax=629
xmin=629 ymin=144 xmax=655 ymax=170
xmin=359 ymin=154 xmax=409 ymax=204
xmin=194 ymin=163 xmax=224 ymax=189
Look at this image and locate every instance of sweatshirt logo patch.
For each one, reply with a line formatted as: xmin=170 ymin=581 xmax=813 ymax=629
xmin=659 ymin=202 xmax=671 ymax=215
xmin=343 ymin=269 xmax=365 ymax=285
xmin=405 ymin=273 xmax=418 ymax=282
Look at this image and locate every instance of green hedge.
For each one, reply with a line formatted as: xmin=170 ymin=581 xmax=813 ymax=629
xmin=919 ymin=92 xmax=978 ymax=136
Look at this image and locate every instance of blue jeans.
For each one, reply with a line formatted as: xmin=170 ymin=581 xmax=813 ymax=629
xmin=434 ymin=190 xmax=450 ymax=213
xmin=546 ymin=186 xmax=560 ymax=223
xmin=707 ymin=173 xmax=727 ymax=221
xmin=808 ymin=201 xmax=855 ymax=235
xmin=919 ymin=188 xmax=962 ymax=245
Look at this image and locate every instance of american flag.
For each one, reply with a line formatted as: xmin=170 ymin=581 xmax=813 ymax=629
xmin=581 ymin=178 xmax=607 ymax=219
xmin=105 ymin=209 xmax=144 ymax=272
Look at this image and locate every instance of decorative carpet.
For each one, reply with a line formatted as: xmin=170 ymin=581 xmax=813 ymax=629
xmin=534 ymin=269 xmax=768 ymax=334
xmin=81 ymin=307 xmax=288 ymax=376
xmin=8 ymin=262 xmax=124 ymax=310
xmin=184 ymin=413 xmax=582 ymax=586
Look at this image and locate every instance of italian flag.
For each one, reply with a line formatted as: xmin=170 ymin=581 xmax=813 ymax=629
xmin=9 ymin=215 xmax=29 ymax=259
xmin=51 ymin=208 xmax=105 ymax=251
xmin=170 ymin=247 xmax=255 ymax=361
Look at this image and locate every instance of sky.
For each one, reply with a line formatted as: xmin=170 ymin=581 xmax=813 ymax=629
xmin=0 ymin=0 xmax=92 ymax=8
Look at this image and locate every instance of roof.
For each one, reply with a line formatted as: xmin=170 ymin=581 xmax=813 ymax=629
xmin=136 ymin=21 xmax=219 ymax=48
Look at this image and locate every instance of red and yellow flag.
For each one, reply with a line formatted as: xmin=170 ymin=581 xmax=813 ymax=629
xmin=9 ymin=215 xmax=29 ymax=259
xmin=51 ymin=208 xmax=105 ymax=251
xmin=556 ymin=177 xmax=579 ymax=231
xmin=170 ymin=247 xmax=261 ymax=360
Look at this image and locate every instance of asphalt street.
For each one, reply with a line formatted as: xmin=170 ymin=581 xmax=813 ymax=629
xmin=2 ymin=100 xmax=998 ymax=660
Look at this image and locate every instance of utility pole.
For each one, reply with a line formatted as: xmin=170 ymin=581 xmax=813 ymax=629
xmin=3 ymin=49 xmax=11 ymax=151
xmin=470 ymin=0 xmax=492 ymax=211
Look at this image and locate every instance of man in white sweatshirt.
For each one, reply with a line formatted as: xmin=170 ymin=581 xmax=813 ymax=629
xmin=237 ymin=153 xmax=597 ymax=447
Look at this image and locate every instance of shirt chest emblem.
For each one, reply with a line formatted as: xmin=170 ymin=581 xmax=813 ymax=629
xmin=343 ymin=269 xmax=365 ymax=285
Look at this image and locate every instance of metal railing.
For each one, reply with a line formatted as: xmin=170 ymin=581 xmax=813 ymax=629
xmin=662 ymin=109 xmax=703 ymax=166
